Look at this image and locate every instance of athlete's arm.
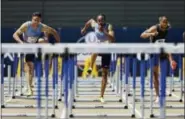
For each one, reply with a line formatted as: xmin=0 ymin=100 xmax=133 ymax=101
xmin=13 ymin=22 xmax=28 ymax=43
xmin=81 ymin=19 xmax=96 ymax=34
xmin=140 ymin=26 xmax=158 ymax=39
xmin=104 ymin=24 xmax=115 ymax=42
xmin=42 ymin=24 xmax=60 ymax=43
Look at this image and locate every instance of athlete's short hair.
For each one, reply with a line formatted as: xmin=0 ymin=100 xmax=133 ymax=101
xmin=97 ymin=13 xmax=106 ymax=21
xmin=32 ymin=12 xmax=42 ymax=18
xmin=159 ymin=16 xmax=168 ymax=22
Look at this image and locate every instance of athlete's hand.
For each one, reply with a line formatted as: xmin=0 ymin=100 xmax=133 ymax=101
xmin=150 ymin=32 xmax=158 ymax=37
xmin=170 ymin=60 xmax=177 ymax=70
xmin=81 ymin=28 xmax=86 ymax=35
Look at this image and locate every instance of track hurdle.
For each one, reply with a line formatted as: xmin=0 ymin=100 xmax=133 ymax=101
xmin=1 ymin=51 xmax=60 ymax=118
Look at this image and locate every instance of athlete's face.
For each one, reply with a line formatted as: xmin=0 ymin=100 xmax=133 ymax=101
xmin=32 ymin=16 xmax=41 ymax=26
xmin=97 ymin=15 xmax=105 ymax=26
xmin=160 ymin=18 xmax=168 ymax=29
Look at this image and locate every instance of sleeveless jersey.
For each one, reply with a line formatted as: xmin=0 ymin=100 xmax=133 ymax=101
xmin=94 ymin=23 xmax=109 ymax=42
xmin=23 ymin=21 xmax=43 ymax=43
xmin=151 ymin=24 xmax=168 ymax=43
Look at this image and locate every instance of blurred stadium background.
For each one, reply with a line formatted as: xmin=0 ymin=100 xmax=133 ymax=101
xmin=1 ymin=0 xmax=184 ymax=77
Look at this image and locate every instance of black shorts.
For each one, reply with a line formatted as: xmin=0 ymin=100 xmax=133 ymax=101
xmin=25 ymin=54 xmax=35 ymax=62
xmin=99 ymin=54 xmax=111 ymax=68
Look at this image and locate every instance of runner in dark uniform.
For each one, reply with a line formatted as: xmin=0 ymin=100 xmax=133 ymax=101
xmin=140 ymin=16 xmax=177 ymax=103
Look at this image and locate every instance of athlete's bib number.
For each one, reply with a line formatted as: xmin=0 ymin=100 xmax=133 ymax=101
xmin=155 ymin=39 xmax=165 ymax=43
xmin=27 ymin=37 xmax=38 ymax=43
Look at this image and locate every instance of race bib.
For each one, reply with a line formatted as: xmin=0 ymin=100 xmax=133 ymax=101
xmin=27 ymin=37 xmax=38 ymax=43
xmin=155 ymin=39 xmax=165 ymax=43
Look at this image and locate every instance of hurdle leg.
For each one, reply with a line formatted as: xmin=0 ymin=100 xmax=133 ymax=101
xmin=119 ymin=56 xmax=123 ymax=102
xmin=169 ymin=69 xmax=173 ymax=96
xmin=12 ymin=54 xmax=18 ymax=99
xmin=36 ymin=52 xmax=42 ymax=119
xmin=140 ymin=54 xmax=146 ymax=119
xmin=68 ymin=57 xmax=73 ymax=116
xmin=74 ymin=61 xmax=78 ymax=97
xmin=20 ymin=54 xmax=24 ymax=96
xmin=51 ymin=56 xmax=56 ymax=117
xmin=116 ymin=65 xmax=120 ymax=95
xmin=132 ymin=56 xmax=137 ymax=117
xmin=8 ymin=65 xmax=11 ymax=96
xmin=159 ymin=54 xmax=167 ymax=119
xmin=58 ymin=77 xmax=63 ymax=101
xmin=172 ymin=71 xmax=175 ymax=92
xmin=60 ymin=54 xmax=69 ymax=119
xmin=179 ymin=55 xmax=183 ymax=102
xmin=72 ymin=56 xmax=77 ymax=103
xmin=55 ymin=56 xmax=59 ymax=108
xmin=74 ymin=57 xmax=78 ymax=100
xmin=124 ymin=56 xmax=130 ymax=108
xmin=149 ymin=56 xmax=154 ymax=117
xmin=1 ymin=54 xmax=5 ymax=108
xmin=44 ymin=55 xmax=49 ymax=119
xmin=128 ymin=74 xmax=131 ymax=96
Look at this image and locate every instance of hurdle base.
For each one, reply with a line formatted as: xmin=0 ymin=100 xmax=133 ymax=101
xmin=70 ymin=114 xmax=132 ymax=118
xmin=179 ymin=99 xmax=183 ymax=102
xmin=73 ymin=99 xmax=76 ymax=102
xmin=1 ymin=105 xmax=5 ymax=108
xmin=119 ymin=99 xmax=122 ymax=102
xmin=1 ymin=113 xmax=53 ymax=117
xmin=150 ymin=114 xmax=154 ymax=118
xmin=51 ymin=114 xmax=55 ymax=118
xmin=144 ymin=105 xmax=184 ymax=109
xmin=131 ymin=114 xmax=135 ymax=118
xmin=2 ymin=104 xmax=53 ymax=108
xmin=55 ymin=105 xmax=58 ymax=109
xmin=124 ymin=105 xmax=128 ymax=109
xmin=152 ymin=114 xmax=184 ymax=118
xmin=74 ymin=98 xmax=120 ymax=102
xmin=69 ymin=114 xmax=74 ymax=118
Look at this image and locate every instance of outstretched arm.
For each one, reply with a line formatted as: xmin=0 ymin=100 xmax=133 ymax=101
xmin=81 ymin=19 xmax=96 ymax=34
xmin=42 ymin=24 xmax=60 ymax=43
xmin=13 ymin=22 xmax=28 ymax=43
xmin=140 ymin=25 xmax=158 ymax=39
xmin=104 ymin=24 xmax=115 ymax=42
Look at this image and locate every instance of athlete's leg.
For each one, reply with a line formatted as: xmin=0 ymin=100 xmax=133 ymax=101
xmin=183 ymin=57 xmax=185 ymax=80
xmin=153 ymin=55 xmax=160 ymax=103
xmin=88 ymin=53 xmax=97 ymax=73
xmin=99 ymin=54 xmax=111 ymax=103
xmin=25 ymin=54 xmax=35 ymax=96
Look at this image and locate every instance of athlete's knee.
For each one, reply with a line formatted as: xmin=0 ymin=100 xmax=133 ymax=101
xmin=102 ymin=68 xmax=108 ymax=78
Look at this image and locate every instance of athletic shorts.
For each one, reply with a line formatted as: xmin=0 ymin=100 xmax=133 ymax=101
xmin=153 ymin=54 xmax=159 ymax=66
xmin=25 ymin=54 xmax=35 ymax=62
xmin=98 ymin=54 xmax=111 ymax=68
xmin=152 ymin=54 xmax=169 ymax=66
